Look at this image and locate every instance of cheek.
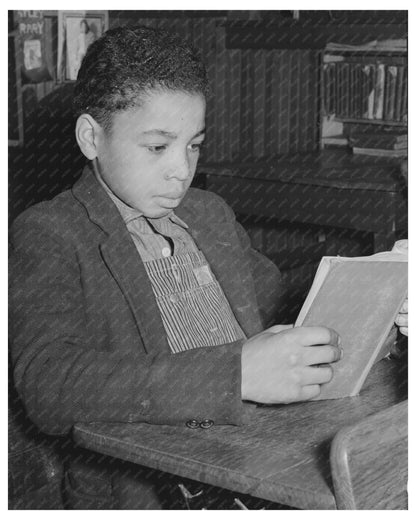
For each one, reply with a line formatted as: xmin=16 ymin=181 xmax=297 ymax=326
xmin=187 ymin=155 xmax=199 ymax=180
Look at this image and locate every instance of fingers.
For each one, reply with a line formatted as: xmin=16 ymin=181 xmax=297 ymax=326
xmin=302 ymin=345 xmax=343 ymax=366
xmin=291 ymin=326 xmax=340 ymax=348
xmin=300 ymin=365 xmax=333 ymax=385
xmin=395 ymin=314 xmax=408 ymax=328
xmin=297 ymin=365 xmax=335 ymax=401
xmin=299 ymin=384 xmax=321 ymax=401
xmin=400 ymin=298 xmax=408 ymax=313
xmin=399 ymin=326 xmax=408 ymax=337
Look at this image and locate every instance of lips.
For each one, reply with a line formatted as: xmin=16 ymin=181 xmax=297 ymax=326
xmin=159 ymin=193 xmax=185 ymax=200
xmin=156 ymin=194 xmax=185 ymax=209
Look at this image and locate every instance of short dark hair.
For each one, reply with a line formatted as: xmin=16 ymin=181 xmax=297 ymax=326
xmin=73 ymin=25 xmax=209 ymax=131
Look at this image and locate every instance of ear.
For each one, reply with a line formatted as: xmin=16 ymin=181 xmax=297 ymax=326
xmin=75 ymin=114 xmax=103 ymax=160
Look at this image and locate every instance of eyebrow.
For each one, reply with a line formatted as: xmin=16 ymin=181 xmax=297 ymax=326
xmin=141 ymin=128 xmax=206 ymax=139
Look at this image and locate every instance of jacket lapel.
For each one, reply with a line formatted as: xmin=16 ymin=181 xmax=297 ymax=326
xmin=72 ymin=166 xmax=170 ymax=356
xmin=177 ymin=192 xmax=263 ymax=338
xmin=73 ymin=167 xmax=262 ymax=351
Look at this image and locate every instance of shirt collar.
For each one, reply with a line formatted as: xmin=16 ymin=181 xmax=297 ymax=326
xmin=94 ymin=164 xmax=189 ymax=229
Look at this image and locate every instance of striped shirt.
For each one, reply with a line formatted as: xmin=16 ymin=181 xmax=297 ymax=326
xmin=97 ymin=172 xmax=246 ymax=351
xmin=144 ymin=251 xmax=246 ymax=353
xmin=96 ymin=172 xmax=198 ymax=261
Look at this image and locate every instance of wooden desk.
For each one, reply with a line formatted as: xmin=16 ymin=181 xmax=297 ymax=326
xmin=196 ymin=150 xmax=407 ymax=252
xmin=73 ymin=358 xmax=407 ymax=510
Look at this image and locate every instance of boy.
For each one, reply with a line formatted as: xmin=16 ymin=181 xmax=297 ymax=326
xmin=9 ymin=25 xmax=351 ymax=509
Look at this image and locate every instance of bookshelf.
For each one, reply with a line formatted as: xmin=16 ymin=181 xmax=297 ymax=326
xmin=320 ymin=43 xmax=407 ymax=149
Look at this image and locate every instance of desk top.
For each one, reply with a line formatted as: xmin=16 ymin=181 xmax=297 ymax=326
xmin=197 ymin=150 xmax=405 ymax=192
xmin=74 ymin=358 xmax=407 ymax=510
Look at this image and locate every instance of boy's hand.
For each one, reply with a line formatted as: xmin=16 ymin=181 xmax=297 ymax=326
xmin=241 ymin=326 xmax=341 ymax=404
xmin=395 ymin=298 xmax=408 ymax=336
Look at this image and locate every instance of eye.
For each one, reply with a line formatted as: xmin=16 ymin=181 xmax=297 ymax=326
xmin=189 ymin=142 xmax=204 ymax=153
xmin=147 ymin=145 xmax=167 ymax=154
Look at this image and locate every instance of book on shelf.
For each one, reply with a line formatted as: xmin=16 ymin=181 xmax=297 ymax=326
xmin=344 ymin=122 xmax=406 ymax=135
xmin=384 ymin=65 xmax=398 ymax=121
xmin=352 ymin=64 xmax=362 ymax=119
xmin=295 ymin=251 xmax=407 ymax=400
xmin=361 ymin=64 xmax=375 ymax=119
xmin=352 ymin=147 xmax=407 ymax=157
xmin=341 ymin=63 xmax=349 ymax=117
xmin=348 ymin=131 xmax=407 ymax=150
xmin=335 ymin=62 xmax=342 ymax=116
xmin=325 ymin=62 xmax=407 ymax=123
xmin=325 ymin=39 xmax=407 ymax=53
xmin=374 ymin=63 xmax=385 ymax=120
xmin=322 ymin=135 xmax=349 ymax=147
xmin=395 ymin=66 xmax=405 ymax=121
xmin=400 ymin=65 xmax=408 ymax=122
xmin=348 ymin=65 xmax=354 ymax=118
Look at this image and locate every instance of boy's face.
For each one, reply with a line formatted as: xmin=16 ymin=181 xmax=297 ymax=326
xmin=95 ymin=89 xmax=206 ymax=218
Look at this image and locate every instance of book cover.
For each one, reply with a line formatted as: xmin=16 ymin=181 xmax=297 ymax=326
xmin=395 ymin=66 xmax=405 ymax=121
xmin=374 ymin=63 xmax=385 ymax=119
xmin=348 ymin=63 xmax=354 ymax=118
xmin=384 ymin=66 xmax=398 ymax=121
xmin=352 ymin=64 xmax=362 ymax=119
xmin=400 ymin=65 xmax=408 ymax=123
xmin=362 ymin=64 xmax=375 ymax=119
xmin=295 ymin=255 xmax=407 ymax=400
xmin=341 ymin=62 xmax=350 ymax=117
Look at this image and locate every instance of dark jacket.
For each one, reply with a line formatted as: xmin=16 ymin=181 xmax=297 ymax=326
xmin=10 ymin=166 xmax=283 ymax=436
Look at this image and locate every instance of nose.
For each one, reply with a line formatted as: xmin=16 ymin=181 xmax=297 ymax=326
xmin=165 ymin=152 xmax=192 ymax=181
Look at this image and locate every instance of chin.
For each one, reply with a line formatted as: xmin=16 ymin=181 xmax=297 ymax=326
xmin=144 ymin=207 xmax=173 ymax=219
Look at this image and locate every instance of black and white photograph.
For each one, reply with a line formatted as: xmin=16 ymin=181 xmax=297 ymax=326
xmin=57 ymin=10 xmax=108 ymax=81
xmin=8 ymin=8 xmax=409 ymax=511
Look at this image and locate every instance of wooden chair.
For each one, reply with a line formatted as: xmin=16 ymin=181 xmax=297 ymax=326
xmin=330 ymin=400 xmax=408 ymax=510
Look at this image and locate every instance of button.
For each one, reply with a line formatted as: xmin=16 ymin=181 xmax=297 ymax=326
xmin=169 ymin=294 xmax=178 ymax=304
xmin=172 ymin=265 xmax=181 ymax=283
xmin=162 ymin=247 xmax=171 ymax=258
xmin=200 ymin=419 xmax=214 ymax=429
xmin=186 ymin=419 xmax=200 ymax=429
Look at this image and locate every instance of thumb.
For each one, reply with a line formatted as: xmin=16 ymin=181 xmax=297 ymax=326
xmin=265 ymin=324 xmax=294 ymax=334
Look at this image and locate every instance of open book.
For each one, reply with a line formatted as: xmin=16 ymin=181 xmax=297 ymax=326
xmin=295 ymin=251 xmax=407 ymax=400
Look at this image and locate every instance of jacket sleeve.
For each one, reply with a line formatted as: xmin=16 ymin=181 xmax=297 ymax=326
xmin=10 ymin=211 xmax=253 ymax=435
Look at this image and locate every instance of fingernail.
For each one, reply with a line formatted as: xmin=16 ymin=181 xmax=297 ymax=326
xmin=337 ymin=336 xmax=341 ymax=347
xmin=339 ymin=347 xmax=344 ymax=360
